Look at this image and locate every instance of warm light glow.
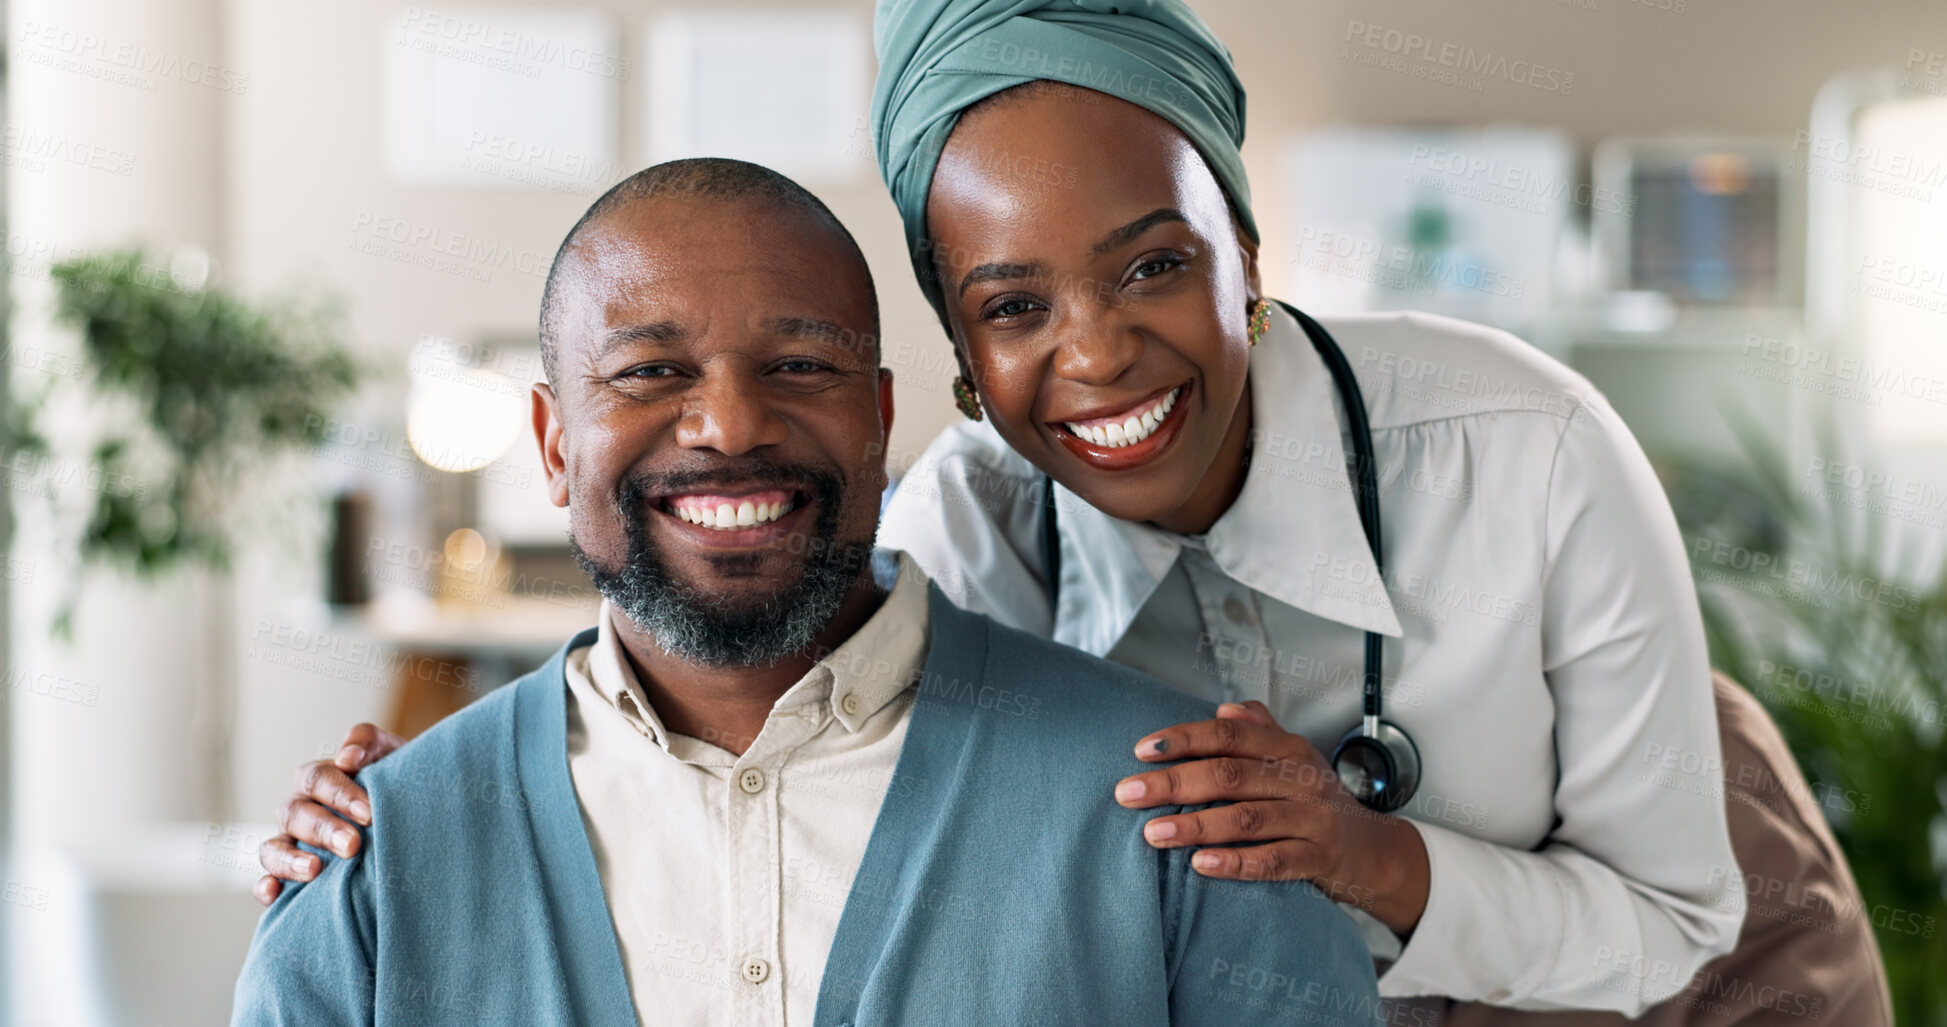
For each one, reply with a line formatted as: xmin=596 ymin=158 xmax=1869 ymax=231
xmin=1687 ymin=152 xmax=1752 ymax=195
xmin=443 ymin=527 xmax=489 ymax=570
xmin=406 ymin=368 xmax=525 ymax=472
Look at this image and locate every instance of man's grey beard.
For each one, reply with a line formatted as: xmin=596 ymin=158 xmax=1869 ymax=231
xmin=571 ymin=469 xmax=872 ymax=668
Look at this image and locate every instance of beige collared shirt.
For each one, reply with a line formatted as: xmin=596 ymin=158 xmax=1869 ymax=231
xmin=879 ymin=304 xmax=1744 ymax=1014
xmin=561 ymin=552 xmax=929 ymax=1027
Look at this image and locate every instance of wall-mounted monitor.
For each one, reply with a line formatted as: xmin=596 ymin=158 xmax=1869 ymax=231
xmin=1591 ymin=136 xmax=1804 ymax=308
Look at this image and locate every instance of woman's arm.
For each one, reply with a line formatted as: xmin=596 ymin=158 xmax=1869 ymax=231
xmin=1370 ymin=396 xmax=1744 ymax=1010
xmin=1120 ymin=396 xmax=1745 ymax=1014
xmin=1391 ymin=395 xmax=1742 ymax=1010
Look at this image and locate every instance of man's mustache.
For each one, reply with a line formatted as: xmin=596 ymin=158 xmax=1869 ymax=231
xmin=618 ymin=459 xmax=843 ymax=506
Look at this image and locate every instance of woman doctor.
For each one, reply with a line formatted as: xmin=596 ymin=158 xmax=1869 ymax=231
xmin=258 ymin=0 xmax=1744 ymax=1013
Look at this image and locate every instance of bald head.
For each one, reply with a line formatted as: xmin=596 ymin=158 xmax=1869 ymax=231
xmin=527 ymin=160 xmax=895 ymax=672
xmin=538 ymin=158 xmax=879 ymax=382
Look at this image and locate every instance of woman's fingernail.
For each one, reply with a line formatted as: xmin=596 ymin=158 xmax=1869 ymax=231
xmin=349 ymin=799 xmax=372 ymax=823
xmin=1145 ymin=820 xmax=1177 ymax=843
xmin=1193 ymin=851 xmax=1222 ymax=871
xmin=338 ymin=745 xmax=365 ymax=767
xmin=334 ymin=830 xmax=356 ymax=856
xmin=295 ymin=855 xmax=317 ymax=877
xmin=1115 ymin=780 xmax=1146 ymax=803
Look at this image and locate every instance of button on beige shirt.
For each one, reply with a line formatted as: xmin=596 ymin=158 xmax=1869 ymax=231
xmin=562 ymin=552 xmax=928 ymax=1026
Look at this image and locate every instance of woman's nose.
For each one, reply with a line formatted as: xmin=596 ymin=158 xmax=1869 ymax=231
xmin=675 ymin=372 xmax=790 ymax=455
xmin=1049 ymin=307 xmax=1142 ymax=386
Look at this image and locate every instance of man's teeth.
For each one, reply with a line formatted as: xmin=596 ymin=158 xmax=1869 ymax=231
xmin=672 ymin=498 xmax=794 ymax=530
xmin=1065 ymin=387 xmax=1179 ymax=449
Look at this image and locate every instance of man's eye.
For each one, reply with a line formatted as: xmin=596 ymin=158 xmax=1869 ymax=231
xmin=622 ymin=365 xmax=677 ymax=379
xmin=777 ymin=359 xmax=830 ymax=374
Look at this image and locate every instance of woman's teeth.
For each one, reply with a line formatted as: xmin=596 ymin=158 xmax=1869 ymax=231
xmin=670 ymin=498 xmax=794 ymax=530
xmin=1064 ymin=387 xmax=1179 ymax=449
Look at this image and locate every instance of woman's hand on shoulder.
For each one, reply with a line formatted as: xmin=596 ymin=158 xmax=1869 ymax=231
xmin=253 ymin=722 xmax=404 ymax=906
xmin=1113 ymin=701 xmax=1431 ymax=934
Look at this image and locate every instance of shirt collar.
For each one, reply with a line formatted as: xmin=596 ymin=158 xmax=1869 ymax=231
xmin=1052 ymin=304 xmax=1402 ymax=653
xmin=816 ymin=549 xmax=932 ymax=732
xmin=582 ymin=549 xmax=932 ymax=747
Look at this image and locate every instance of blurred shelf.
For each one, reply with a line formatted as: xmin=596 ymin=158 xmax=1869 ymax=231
xmin=1569 ymin=305 xmax=1806 ymax=351
xmin=316 ymin=592 xmax=596 ymax=661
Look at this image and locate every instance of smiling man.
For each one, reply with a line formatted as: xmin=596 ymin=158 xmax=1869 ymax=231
xmin=229 ymin=158 xmax=1379 ymax=1027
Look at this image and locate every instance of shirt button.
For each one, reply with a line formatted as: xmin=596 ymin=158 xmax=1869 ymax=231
xmin=738 ymin=768 xmax=766 ymax=794
xmin=1223 ymin=595 xmax=1252 ymax=623
xmin=741 ymin=957 xmax=771 ymax=984
xmin=841 ymin=693 xmax=860 ymax=716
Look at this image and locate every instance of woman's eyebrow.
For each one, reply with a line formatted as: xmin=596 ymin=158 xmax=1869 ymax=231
xmin=958 ymin=261 xmax=1042 ymax=298
xmin=1093 ymin=208 xmax=1189 ymax=256
xmin=952 ymin=207 xmax=1189 ymax=299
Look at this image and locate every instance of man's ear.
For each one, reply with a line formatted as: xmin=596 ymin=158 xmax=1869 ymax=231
xmin=874 ymin=367 xmax=897 ymax=490
xmin=877 ymin=367 xmax=896 ymax=442
xmin=531 ymin=382 xmax=570 ymax=508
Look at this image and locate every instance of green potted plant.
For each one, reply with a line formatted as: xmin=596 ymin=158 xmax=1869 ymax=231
xmin=1666 ymin=421 xmax=1947 ymax=1025
xmin=20 ymin=248 xmax=361 ymax=631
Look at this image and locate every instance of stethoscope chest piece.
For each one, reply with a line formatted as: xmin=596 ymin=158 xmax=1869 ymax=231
xmin=1331 ymin=718 xmax=1421 ymax=814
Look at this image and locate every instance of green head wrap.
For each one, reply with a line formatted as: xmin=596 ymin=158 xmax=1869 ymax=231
xmin=870 ymin=0 xmax=1254 ymax=316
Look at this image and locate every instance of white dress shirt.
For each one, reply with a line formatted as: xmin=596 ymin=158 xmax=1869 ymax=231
xmin=878 ymin=304 xmax=1745 ymax=1014
xmin=561 ymin=552 xmax=928 ymax=1026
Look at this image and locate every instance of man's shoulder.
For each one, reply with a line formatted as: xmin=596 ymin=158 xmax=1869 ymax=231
xmin=358 ymin=639 xmax=582 ymax=815
xmin=993 ymin=612 xmax=1214 ymax=722
xmin=361 ymin=679 xmax=523 ymax=795
xmin=920 ymin=595 xmax=1214 ymax=756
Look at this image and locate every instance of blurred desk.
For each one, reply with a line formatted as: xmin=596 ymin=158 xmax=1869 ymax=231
xmin=1565 ymin=307 xmax=1810 ymax=466
xmin=344 ymin=592 xmax=597 ymax=738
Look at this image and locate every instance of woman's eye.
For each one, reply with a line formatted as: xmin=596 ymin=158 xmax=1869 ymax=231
xmin=984 ymin=297 xmax=1042 ymax=321
xmin=1131 ymin=256 xmax=1183 ymax=281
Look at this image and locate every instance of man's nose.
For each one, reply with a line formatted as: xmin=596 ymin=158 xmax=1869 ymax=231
xmin=674 ymin=373 xmax=791 ymax=455
xmin=1049 ymin=306 xmax=1143 ymax=386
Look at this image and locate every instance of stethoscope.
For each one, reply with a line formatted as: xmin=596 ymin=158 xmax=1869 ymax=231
xmin=1038 ymin=299 xmax=1421 ymax=813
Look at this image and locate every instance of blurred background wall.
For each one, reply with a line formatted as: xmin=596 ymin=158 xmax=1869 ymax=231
xmin=4 ymin=0 xmax=1944 ymax=1023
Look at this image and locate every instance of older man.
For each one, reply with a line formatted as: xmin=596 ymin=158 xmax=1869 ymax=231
xmin=230 ymin=158 xmax=1378 ymax=1026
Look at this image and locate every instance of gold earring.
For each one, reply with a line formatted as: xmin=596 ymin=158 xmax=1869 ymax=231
xmin=1246 ymin=299 xmax=1271 ymax=347
xmin=952 ymin=376 xmax=984 ymax=421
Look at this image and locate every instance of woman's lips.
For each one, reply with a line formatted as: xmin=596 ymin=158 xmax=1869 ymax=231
xmin=1048 ymin=381 xmax=1193 ymax=471
xmin=1060 ymin=385 xmax=1181 ymax=448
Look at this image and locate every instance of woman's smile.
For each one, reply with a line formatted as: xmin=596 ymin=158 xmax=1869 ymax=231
xmin=1048 ymin=380 xmax=1194 ymax=470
